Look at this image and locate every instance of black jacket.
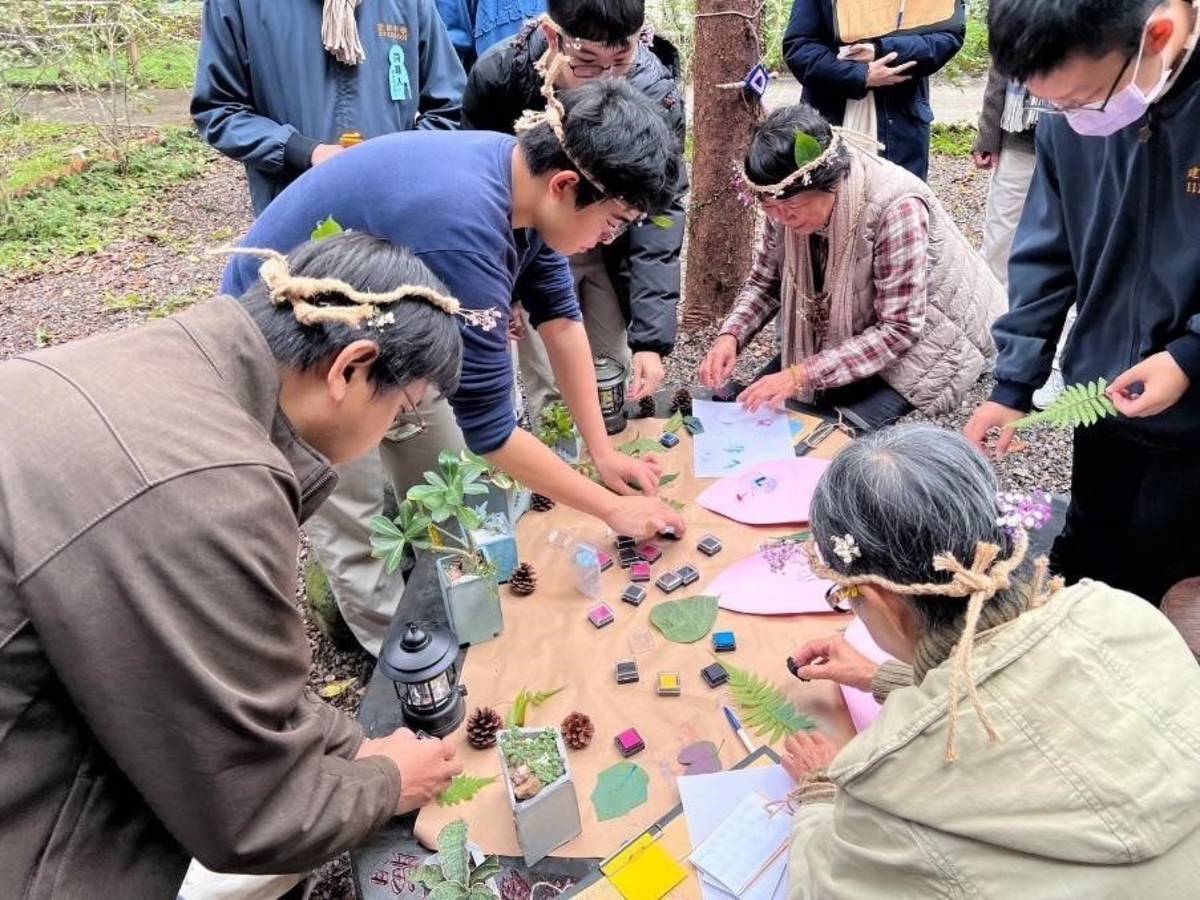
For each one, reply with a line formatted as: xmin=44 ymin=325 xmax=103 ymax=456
xmin=462 ymin=22 xmax=687 ymax=357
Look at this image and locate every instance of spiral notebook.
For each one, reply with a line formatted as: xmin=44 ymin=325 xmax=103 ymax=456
xmin=687 ymin=793 xmax=791 ymax=896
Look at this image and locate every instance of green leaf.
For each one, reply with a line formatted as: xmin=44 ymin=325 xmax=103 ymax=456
xmin=722 ymin=660 xmax=816 ymax=744
xmin=617 ymin=436 xmax=663 ymax=458
xmin=412 ymin=866 xmax=447 ymax=888
xmin=659 ymin=472 xmax=679 ymax=487
xmin=467 ymin=887 xmax=495 ymax=900
xmin=648 ymin=214 xmax=674 ymax=229
xmin=318 ymin=677 xmax=357 ymax=699
xmin=428 ymin=882 xmax=466 ymax=900
xmin=309 ymin=215 xmax=344 ymax=242
xmin=793 ymin=132 xmax=823 ymax=168
xmin=663 ymin=409 xmax=685 ymax=435
xmin=591 ymin=762 xmax=650 ymax=821
xmin=1013 ymin=379 xmax=1118 ymax=431
xmin=469 ymin=856 xmax=502 ymax=886
xmin=508 ymin=689 xmax=530 ymax=728
xmin=438 ymin=775 xmax=498 ymax=807
xmin=527 ymin=687 xmax=563 ymax=707
xmin=649 ymin=595 xmax=719 ymax=644
xmin=667 ymin=498 xmax=687 ymax=512
xmin=370 ymin=515 xmax=404 ymax=540
xmin=436 ymin=820 xmax=471 ymax=883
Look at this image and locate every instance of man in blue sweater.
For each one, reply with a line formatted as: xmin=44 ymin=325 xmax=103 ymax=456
xmin=224 ymin=80 xmax=685 ymax=560
xmin=966 ymin=0 xmax=1200 ymax=607
xmin=192 ymin=0 xmax=466 ymax=215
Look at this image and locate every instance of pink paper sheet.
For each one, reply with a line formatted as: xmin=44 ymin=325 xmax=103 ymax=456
xmin=839 ymin=617 xmax=890 ymax=732
xmin=708 ymin=546 xmax=833 ymax=615
xmin=696 ymin=458 xmax=831 ymax=526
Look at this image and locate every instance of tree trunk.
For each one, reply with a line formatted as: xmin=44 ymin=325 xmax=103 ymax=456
xmin=682 ymin=1 xmax=763 ymax=329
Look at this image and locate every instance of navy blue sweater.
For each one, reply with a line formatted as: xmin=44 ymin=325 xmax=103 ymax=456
xmin=992 ymin=53 xmax=1200 ymax=443
xmin=221 ymin=131 xmax=579 ymax=453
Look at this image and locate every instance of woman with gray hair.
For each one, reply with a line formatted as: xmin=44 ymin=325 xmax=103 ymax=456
xmin=780 ymin=425 xmax=1200 ymax=898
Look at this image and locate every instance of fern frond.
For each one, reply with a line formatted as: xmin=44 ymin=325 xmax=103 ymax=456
xmin=437 ymin=775 xmax=497 ymax=807
xmin=1013 ymin=379 xmax=1117 ymax=430
xmin=722 ymin=660 xmax=816 ymax=743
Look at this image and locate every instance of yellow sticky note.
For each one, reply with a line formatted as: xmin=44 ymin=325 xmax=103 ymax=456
xmin=602 ymin=833 xmax=688 ymax=900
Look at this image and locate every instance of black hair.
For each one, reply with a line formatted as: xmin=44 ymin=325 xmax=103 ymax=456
xmin=988 ymin=0 xmax=1164 ymax=81
xmin=517 ymin=77 xmax=679 ymax=215
xmin=240 ymin=232 xmax=462 ymax=398
xmin=745 ymin=102 xmax=851 ymax=198
xmin=548 ymin=0 xmax=645 ymax=46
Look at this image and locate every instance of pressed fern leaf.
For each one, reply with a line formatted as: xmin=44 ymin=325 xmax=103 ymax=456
xmin=722 ymin=660 xmax=816 ymax=743
xmin=1013 ymin=379 xmax=1117 ymax=430
xmin=438 ymin=774 xmax=497 ymax=807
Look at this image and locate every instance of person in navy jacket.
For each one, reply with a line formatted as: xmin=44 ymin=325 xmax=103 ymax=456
xmin=783 ymin=0 xmax=964 ymax=180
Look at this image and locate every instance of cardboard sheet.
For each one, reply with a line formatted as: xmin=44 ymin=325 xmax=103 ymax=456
xmin=835 ymin=0 xmax=958 ymax=43
xmin=414 ymin=417 xmax=854 ymax=859
xmin=696 ymin=458 xmax=831 ymax=526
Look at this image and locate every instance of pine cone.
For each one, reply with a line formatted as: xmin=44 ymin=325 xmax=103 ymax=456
xmin=561 ymin=711 xmax=595 ymax=750
xmin=638 ymin=395 xmax=657 ymax=418
xmin=530 ymin=492 xmax=556 ymax=512
xmin=466 ymin=706 xmax=503 ymax=749
xmin=509 ymin=562 xmax=537 ymax=596
xmin=670 ymin=387 xmax=693 ymax=416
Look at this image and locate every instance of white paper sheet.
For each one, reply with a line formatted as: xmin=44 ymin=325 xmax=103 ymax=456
xmin=691 ymin=400 xmax=796 ymax=479
xmin=677 ymin=765 xmax=796 ymax=900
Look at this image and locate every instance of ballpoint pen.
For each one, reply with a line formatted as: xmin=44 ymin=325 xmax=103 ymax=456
xmin=723 ymin=705 xmax=756 ymax=755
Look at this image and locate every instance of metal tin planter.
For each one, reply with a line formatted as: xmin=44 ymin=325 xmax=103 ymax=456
xmin=484 ymin=483 xmax=532 ymax=526
xmin=471 ymin=513 xmax=518 ymax=584
xmin=498 ymin=728 xmax=582 ymax=866
xmin=435 ymin=553 xmax=503 ymax=646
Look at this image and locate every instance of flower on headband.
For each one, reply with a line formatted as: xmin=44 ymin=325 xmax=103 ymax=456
xmin=368 ymin=310 xmax=395 ymax=329
xmin=831 ymin=533 xmax=861 ymax=566
xmin=996 ymin=490 xmax=1053 ymax=536
xmin=462 ymin=308 xmax=502 ymax=332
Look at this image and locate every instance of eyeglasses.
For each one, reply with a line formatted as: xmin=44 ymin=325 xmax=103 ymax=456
xmin=555 ymin=34 xmax=637 ymax=78
xmin=600 ymin=212 xmax=646 ymax=245
xmin=824 ymin=583 xmax=859 ymax=614
xmin=1024 ymin=53 xmax=1134 ymax=115
xmin=391 ymin=385 xmax=427 ymax=442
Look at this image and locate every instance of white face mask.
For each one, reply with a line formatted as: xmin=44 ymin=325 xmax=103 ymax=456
xmin=1065 ymin=24 xmax=1173 ymax=136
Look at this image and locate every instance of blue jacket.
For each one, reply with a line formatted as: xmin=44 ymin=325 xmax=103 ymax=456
xmin=434 ymin=0 xmax=545 ymax=71
xmin=192 ymin=0 xmax=466 ymax=214
xmin=992 ymin=55 xmax=1200 ymax=444
xmin=783 ymin=0 xmax=964 ymax=180
xmin=220 ymin=131 xmax=579 ymax=454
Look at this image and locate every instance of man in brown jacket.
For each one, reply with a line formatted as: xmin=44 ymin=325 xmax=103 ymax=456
xmin=0 ymin=232 xmax=465 ymax=897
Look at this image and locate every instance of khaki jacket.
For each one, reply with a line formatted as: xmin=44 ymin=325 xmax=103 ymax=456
xmin=0 ymin=299 xmax=400 ymax=898
xmin=788 ymin=581 xmax=1200 ymax=898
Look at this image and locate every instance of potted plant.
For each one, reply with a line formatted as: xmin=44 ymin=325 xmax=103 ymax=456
xmin=371 ymin=451 xmax=504 ymax=646
xmin=461 ymin=449 xmax=532 ymax=526
xmin=413 ymin=819 xmax=501 ymax=899
xmin=536 ymin=401 xmax=581 ymax=464
xmin=497 ymin=727 xmax=581 ymax=866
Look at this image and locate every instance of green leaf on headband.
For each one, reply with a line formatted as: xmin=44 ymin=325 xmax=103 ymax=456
xmin=310 ymin=215 xmax=344 ymax=242
xmin=649 ymin=214 xmax=674 ymax=229
xmin=793 ymin=132 xmax=823 ymax=168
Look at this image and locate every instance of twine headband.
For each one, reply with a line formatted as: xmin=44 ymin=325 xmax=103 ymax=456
xmin=213 ymin=246 xmax=502 ymax=331
xmin=733 ymin=127 xmax=879 ymax=201
xmin=806 ymin=528 xmax=1061 ymax=762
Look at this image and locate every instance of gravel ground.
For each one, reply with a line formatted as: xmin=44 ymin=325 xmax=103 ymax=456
xmin=0 ymin=148 xmax=1070 ymax=898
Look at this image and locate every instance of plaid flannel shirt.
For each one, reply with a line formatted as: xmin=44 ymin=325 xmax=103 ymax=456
xmin=719 ymin=197 xmax=930 ymax=392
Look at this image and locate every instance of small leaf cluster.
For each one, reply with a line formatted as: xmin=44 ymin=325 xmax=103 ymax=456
xmin=499 ymin=727 xmax=566 ymax=786
xmin=437 ymin=774 xmax=497 ymax=808
xmin=535 ymin=401 xmax=576 ymax=448
xmin=723 ymin=661 xmax=816 ymax=744
xmin=1013 ymin=379 xmax=1117 ymax=431
xmin=793 ymin=132 xmax=823 ymax=167
xmin=309 ymin=215 xmax=344 ymax=242
xmin=412 ymin=820 xmax=501 ymax=899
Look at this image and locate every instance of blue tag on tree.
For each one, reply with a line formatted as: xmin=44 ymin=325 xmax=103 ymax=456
xmin=389 ymin=45 xmax=411 ymax=101
xmin=743 ymin=63 xmax=769 ymax=98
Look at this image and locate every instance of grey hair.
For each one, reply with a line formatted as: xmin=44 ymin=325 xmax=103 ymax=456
xmin=810 ymin=425 xmax=1023 ymax=631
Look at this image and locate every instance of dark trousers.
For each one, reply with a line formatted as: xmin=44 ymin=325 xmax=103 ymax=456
xmin=1052 ymin=421 xmax=1200 ymax=606
xmin=739 ymin=354 xmax=914 ymax=432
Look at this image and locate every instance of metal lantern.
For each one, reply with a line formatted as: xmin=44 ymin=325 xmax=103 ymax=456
xmin=594 ymin=356 xmax=628 ymax=435
xmin=379 ymin=621 xmax=466 ymax=737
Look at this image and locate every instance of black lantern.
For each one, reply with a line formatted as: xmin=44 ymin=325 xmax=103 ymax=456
xmin=594 ymin=356 xmax=628 ymax=435
xmin=379 ymin=621 xmax=466 ymax=737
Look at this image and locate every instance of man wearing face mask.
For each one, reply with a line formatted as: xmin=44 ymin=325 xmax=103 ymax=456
xmin=965 ymin=0 xmax=1200 ymax=608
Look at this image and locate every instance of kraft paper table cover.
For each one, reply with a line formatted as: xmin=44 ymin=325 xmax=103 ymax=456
xmin=413 ymin=416 xmax=854 ymax=859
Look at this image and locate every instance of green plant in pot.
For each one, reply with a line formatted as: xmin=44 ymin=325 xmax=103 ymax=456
xmin=371 ymin=451 xmax=504 ymax=646
xmin=498 ymin=726 xmax=581 ymax=866
xmin=461 ymin=449 xmax=531 ymax=526
xmin=413 ymin=819 xmax=501 ymax=898
xmin=535 ymin=401 xmax=581 ymax=464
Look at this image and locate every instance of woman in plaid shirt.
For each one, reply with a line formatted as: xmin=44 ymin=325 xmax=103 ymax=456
xmin=698 ymin=103 xmax=1002 ymax=430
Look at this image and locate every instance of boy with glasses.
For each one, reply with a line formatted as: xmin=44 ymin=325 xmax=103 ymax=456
xmin=965 ymin=0 xmax=1200 ymax=608
xmin=462 ymin=0 xmax=687 ymax=419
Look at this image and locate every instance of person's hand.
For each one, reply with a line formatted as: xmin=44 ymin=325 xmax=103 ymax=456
xmin=963 ymin=400 xmax=1025 ymax=458
xmin=357 ymin=728 xmax=463 ymax=815
xmin=593 ymin=447 xmax=662 ymax=496
xmin=507 ymin=303 xmax=527 ymax=341
xmin=972 ymin=150 xmax=996 ymax=170
xmin=788 ymin=636 xmax=878 ymax=692
xmin=866 ymin=52 xmax=917 ymax=89
xmin=311 ymin=143 xmax=347 ymax=166
xmin=602 ymin=494 xmax=686 ymax=540
xmin=841 ymin=42 xmax=875 ymax=62
xmin=738 ymin=370 xmax=799 ymax=413
xmin=1107 ymin=351 xmax=1191 ymax=417
xmin=628 ymin=351 xmax=665 ymax=400
xmin=698 ymin=334 xmax=739 ymax=390
xmin=781 ymin=732 xmax=839 ymax=783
